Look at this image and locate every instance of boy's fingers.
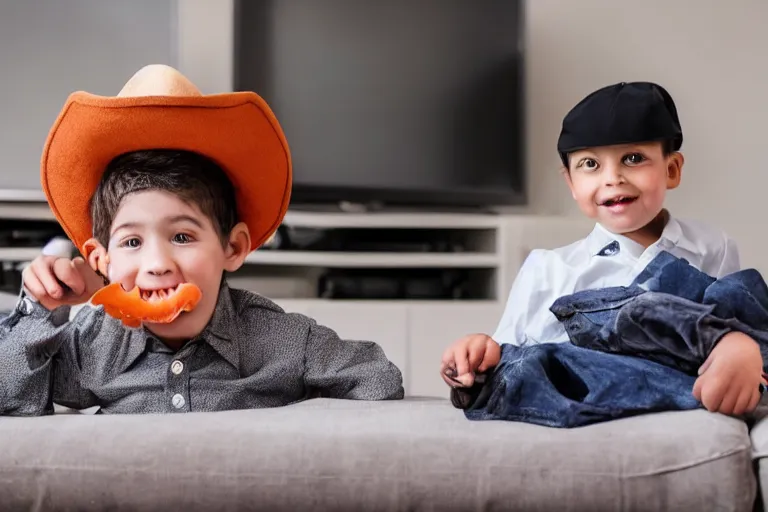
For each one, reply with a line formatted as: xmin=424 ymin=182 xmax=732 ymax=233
xmin=467 ymin=340 xmax=485 ymax=372
xmin=441 ymin=372 xmax=460 ymax=388
xmin=440 ymin=347 xmax=457 ymax=374
xmin=75 ymin=256 xmax=104 ymax=294
xmin=748 ymin=388 xmax=762 ymax=414
xmin=733 ymin=388 xmax=754 ymax=416
xmin=453 ymin=346 xmax=476 ymax=387
xmin=54 ymin=258 xmax=86 ymax=296
xmin=718 ymin=387 xmax=739 ymax=416
xmin=79 ymin=258 xmax=108 ymax=295
xmin=441 ymin=351 xmax=472 ymax=388
xmin=700 ymin=380 xmax=725 ymax=412
xmin=477 ymin=338 xmax=501 ymax=372
xmin=440 ymin=345 xmax=456 ymax=367
xmin=692 ymin=376 xmax=703 ymax=401
xmin=439 ymin=356 xmax=454 ymax=376
xmin=697 ymin=354 xmax=714 ymax=375
xmin=23 ymin=271 xmax=48 ymax=304
xmin=454 ymin=347 xmax=470 ymax=378
xmin=30 ymin=257 xmax=63 ymax=299
xmin=453 ymin=373 xmax=476 ymax=387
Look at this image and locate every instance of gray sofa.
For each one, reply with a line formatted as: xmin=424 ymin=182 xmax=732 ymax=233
xmin=1 ymin=398 xmax=766 ymax=511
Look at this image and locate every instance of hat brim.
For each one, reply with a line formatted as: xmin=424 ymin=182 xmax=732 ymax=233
xmin=41 ymin=91 xmax=292 ymax=252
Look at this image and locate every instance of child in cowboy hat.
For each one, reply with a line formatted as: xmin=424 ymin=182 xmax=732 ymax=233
xmin=441 ymin=81 xmax=764 ymax=417
xmin=0 ymin=64 xmax=403 ymax=416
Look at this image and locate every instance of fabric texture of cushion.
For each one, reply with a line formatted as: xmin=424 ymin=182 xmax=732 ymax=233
xmin=0 ymin=398 xmax=757 ymax=511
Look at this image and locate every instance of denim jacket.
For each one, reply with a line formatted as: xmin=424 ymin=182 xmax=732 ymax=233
xmin=550 ymin=251 xmax=768 ymax=375
xmin=455 ymin=251 xmax=768 ymax=428
xmin=458 ymin=342 xmax=700 ymax=428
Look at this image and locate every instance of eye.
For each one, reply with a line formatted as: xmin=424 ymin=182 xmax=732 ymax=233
xmin=173 ymin=233 xmax=193 ymax=244
xmin=577 ymin=158 xmax=599 ymax=171
xmin=623 ymin=153 xmax=646 ymax=165
xmin=120 ymin=237 xmax=141 ymax=249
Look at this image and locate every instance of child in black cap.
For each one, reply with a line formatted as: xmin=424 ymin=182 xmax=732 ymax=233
xmin=441 ymin=81 xmax=764 ymax=416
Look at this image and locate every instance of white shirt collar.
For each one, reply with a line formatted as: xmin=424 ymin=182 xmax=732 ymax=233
xmin=586 ymin=213 xmax=698 ymax=259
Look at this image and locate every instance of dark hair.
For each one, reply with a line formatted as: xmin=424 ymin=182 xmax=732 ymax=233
xmin=89 ymin=150 xmax=238 ymax=247
xmin=658 ymin=139 xmax=676 ymax=156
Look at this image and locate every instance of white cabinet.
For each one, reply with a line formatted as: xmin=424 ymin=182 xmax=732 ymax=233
xmin=0 ymin=291 xmax=17 ymax=312
xmin=407 ymin=302 xmax=505 ymax=398
xmin=276 ymin=299 xmax=505 ymax=398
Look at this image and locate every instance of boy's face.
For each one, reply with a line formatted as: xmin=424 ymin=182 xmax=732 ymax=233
xmin=563 ymin=142 xmax=683 ymax=235
xmin=104 ymin=190 xmax=249 ymax=341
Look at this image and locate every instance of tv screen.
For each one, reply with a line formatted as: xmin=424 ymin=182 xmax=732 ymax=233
xmin=234 ymin=0 xmax=525 ymax=209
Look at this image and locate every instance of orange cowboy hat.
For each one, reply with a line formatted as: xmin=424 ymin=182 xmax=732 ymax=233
xmin=40 ymin=64 xmax=292 ymax=253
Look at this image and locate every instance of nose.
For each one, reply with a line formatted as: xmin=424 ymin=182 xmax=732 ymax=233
xmin=142 ymin=240 xmax=174 ymax=276
xmin=601 ymin=161 xmax=625 ymax=186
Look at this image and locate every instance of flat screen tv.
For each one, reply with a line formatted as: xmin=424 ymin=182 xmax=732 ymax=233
xmin=234 ymin=0 xmax=526 ymax=209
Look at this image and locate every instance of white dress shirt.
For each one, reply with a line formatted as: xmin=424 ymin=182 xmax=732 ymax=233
xmin=493 ymin=215 xmax=740 ymax=346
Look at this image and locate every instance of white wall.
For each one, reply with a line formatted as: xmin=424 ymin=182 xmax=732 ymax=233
xmin=178 ymin=0 xmax=768 ymax=271
xmin=525 ymin=0 xmax=768 ymax=271
xmin=4 ymin=0 xmax=766 ymax=271
xmin=0 ymin=0 xmax=177 ymax=195
xmin=176 ymin=0 xmax=234 ymax=95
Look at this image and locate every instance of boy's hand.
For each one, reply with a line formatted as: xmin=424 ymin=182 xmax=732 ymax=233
xmin=440 ymin=333 xmax=501 ymax=388
xmin=22 ymin=255 xmax=105 ymax=311
xmin=692 ymin=331 xmax=765 ymax=416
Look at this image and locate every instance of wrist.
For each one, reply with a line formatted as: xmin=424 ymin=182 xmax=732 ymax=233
xmin=712 ymin=331 xmax=763 ymax=371
xmin=717 ymin=330 xmax=759 ymax=350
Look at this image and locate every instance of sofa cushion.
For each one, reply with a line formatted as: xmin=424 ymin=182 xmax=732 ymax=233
xmin=748 ymin=406 xmax=768 ymax=511
xmin=0 ymin=398 xmax=756 ymax=511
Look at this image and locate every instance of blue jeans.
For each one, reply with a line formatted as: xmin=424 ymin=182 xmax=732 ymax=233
xmin=461 ymin=342 xmax=699 ymax=428
xmin=455 ymin=251 xmax=768 ymax=428
xmin=550 ymin=251 xmax=768 ymax=375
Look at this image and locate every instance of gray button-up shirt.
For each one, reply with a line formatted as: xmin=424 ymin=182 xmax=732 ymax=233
xmin=0 ymin=281 xmax=404 ymax=415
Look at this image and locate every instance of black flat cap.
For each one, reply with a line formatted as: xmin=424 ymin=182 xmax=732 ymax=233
xmin=557 ymin=81 xmax=683 ymax=167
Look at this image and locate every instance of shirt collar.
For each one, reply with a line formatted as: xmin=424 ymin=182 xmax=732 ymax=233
xmin=586 ymin=211 xmax=697 ymax=258
xmin=124 ymin=278 xmax=241 ymax=370
xmin=659 ymin=215 xmax=698 ymax=254
xmin=199 ymin=278 xmax=240 ymax=369
xmin=586 ymin=223 xmax=620 ymax=256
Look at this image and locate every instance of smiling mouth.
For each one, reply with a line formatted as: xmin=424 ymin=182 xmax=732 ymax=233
xmin=140 ymin=285 xmax=181 ymax=302
xmin=599 ymin=196 xmax=637 ymax=207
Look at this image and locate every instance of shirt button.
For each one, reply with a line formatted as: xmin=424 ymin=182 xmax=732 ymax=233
xmin=171 ymin=360 xmax=184 ymax=375
xmin=171 ymin=394 xmax=186 ymax=409
xmin=20 ymin=298 xmax=35 ymax=315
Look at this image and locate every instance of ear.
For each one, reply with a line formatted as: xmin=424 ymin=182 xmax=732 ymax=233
xmin=666 ymin=152 xmax=684 ymax=190
xmin=223 ymin=222 xmax=252 ymax=272
xmin=82 ymin=238 xmax=110 ymax=277
xmin=561 ymin=167 xmax=578 ymax=200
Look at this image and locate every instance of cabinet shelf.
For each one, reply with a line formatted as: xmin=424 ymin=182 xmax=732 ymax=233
xmin=0 ymin=247 xmax=41 ymax=262
xmin=245 ymin=251 xmax=499 ymax=268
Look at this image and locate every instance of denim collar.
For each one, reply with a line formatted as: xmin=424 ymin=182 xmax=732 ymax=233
xmin=124 ymin=278 xmax=240 ymax=369
xmin=587 ymin=212 xmax=697 ymax=258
